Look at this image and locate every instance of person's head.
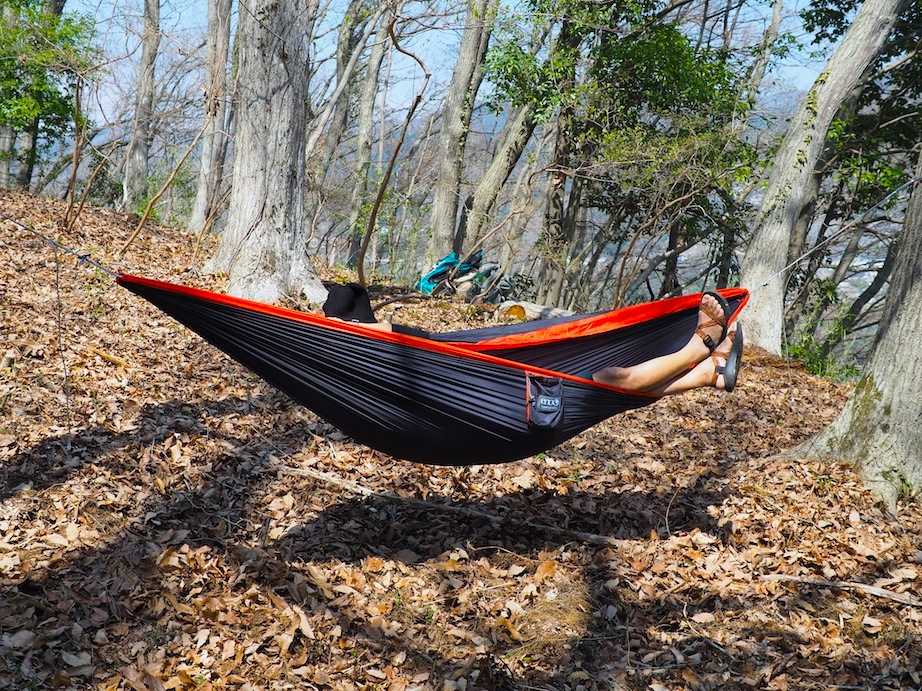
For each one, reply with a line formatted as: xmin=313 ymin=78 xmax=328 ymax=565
xmin=322 ymin=282 xmax=375 ymax=323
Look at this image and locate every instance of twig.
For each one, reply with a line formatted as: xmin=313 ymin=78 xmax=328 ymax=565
xmin=118 ymin=120 xmax=209 ymax=256
xmin=371 ymin=292 xmax=430 ymax=312
xmin=191 ymin=186 xmax=232 ymax=264
xmin=66 ymin=137 xmax=123 ymax=235
xmin=64 ymin=75 xmax=86 ymax=229
xmin=271 ymin=461 xmax=631 ymax=549
xmin=356 ymin=19 xmax=431 ymax=286
xmin=761 ymin=573 xmax=921 ymax=607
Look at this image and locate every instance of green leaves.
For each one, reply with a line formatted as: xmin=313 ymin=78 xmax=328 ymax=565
xmin=591 ymin=23 xmax=739 ymax=121
xmin=0 ymin=1 xmax=97 ymax=138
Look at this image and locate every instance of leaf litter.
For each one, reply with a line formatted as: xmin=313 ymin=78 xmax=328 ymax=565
xmin=1 ymin=190 xmax=921 ymax=690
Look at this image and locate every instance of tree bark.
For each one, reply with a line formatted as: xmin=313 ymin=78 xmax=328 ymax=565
xmin=187 ymin=0 xmax=232 ymax=234
xmin=14 ymin=119 xmax=38 ymax=190
xmin=737 ymin=0 xmax=904 ymax=355
xmin=206 ymin=0 xmax=326 ymax=305
xmin=346 ymin=9 xmax=391 ymax=266
xmin=459 ymin=103 xmax=536 ymax=249
xmin=0 ymin=5 xmax=17 ymax=189
xmin=121 ymin=0 xmax=160 ymax=211
xmin=426 ymin=0 xmax=495 ymax=263
xmin=799 ymin=149 xmax=922 ymax=510
xmin=537 ymin=114 xmax=572 ymax=307
xmin=0 ymin=126 xmax=12 ymax=189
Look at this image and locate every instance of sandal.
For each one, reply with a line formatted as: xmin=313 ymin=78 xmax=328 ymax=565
xmin=711 ymin=323 xmax=744 ymax=392
xmin=695 ymin=291 xmax=731 ymax=354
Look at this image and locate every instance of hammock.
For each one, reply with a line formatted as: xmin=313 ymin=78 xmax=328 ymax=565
xmin=118 ymin=275 xmax=748 ymax=465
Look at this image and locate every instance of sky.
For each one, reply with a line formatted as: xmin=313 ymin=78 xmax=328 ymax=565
xmin=66 ymin=0 xmax=831 ymax=99
xmin=61 ymin=0 xmax=834 ymax=159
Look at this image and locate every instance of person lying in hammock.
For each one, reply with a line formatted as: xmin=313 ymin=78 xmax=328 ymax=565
xmin=323 ymin=283 xmax=744 ymax=394
xmin=587 ymin=291 xmax=743 ymax=394
xmin=322 ymin=282 xmax=431 ymax=338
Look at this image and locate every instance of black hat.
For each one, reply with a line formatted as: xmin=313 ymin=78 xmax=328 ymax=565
xmin=322 ymin=283 xmax=376 ymax=323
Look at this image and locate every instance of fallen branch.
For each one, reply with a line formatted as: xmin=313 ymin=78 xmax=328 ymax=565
xmin=86 ymin=345 xmax=128 ymax=368
xmin=761 ymin=573 xmax=921 ymax=607
xmin=271 ymin=460 xmax=631 ymax=549
xmin=497 ymin=300 xmax=574 ymax=321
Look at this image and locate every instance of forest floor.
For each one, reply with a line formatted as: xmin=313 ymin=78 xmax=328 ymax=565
xmin=1 ymin=190 xmax=921 ymax=691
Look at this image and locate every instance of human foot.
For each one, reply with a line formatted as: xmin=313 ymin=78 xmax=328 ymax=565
xmin=709 ymin=322 xmax=743 ymax=392
xmin=695 ymin=291 xmax=731 ymax=356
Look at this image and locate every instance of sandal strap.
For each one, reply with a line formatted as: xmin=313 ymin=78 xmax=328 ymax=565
xmin=700 ymin=300 xmax=728 ymax=327
xmin=696 ymin=295 xmax=729 ymax=353
xmin=696 ymin=321 xmax=720 ymax=352
xmin=709 ymin=329 xmax=736 ymax=387
xmin=710 ymin=353 xmax=725 ymax=387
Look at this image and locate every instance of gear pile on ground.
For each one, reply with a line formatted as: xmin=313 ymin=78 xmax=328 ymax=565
xmin=1 ymin=190 xmax=920 ymax=690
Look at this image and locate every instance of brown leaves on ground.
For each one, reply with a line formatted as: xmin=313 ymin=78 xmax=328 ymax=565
xmin=1 ymin=190 xmax=921 ymax=691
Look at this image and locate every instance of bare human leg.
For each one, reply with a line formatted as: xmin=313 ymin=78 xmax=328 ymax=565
xmin=651 ymin=322 xmax=740 ymax=395
xmin=590 ymin=292 xmax=729 ymax=391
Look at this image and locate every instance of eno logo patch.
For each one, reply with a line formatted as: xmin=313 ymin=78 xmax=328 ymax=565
xmin=537 ymin=396 xmax=561 ymax=411
xmin=526 ymin=374 xmax=564 ymax=429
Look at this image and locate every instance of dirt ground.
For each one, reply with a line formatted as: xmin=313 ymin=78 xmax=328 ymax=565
xmin=2 ymin=190 xmax=921 ymax=690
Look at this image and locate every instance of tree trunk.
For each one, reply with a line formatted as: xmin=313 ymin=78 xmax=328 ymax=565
xmin=0 ymin=127 xmax=12 ymax=189
xmin=737 ymin=0 xmax=904 ymax=355
xmin=121 ymin=0 xmax=160 ymax=211
xmin=14 ymin=119 xmax=38 ymax=190
xmin=346 ymin=9 xmax=391 ymax=266
xmin=426 ymin=0 xmax=495 ymax=263
xmin=799 ymin=150 xmax=922 ymax=510
xmin=312 ymin=0 xmax=385 ymax=183
xmin=0 ymin=5 xmax=17 ymax=189
xmin=784 ymin=177 xmax=844 ymax=336
xmin=206 ymin=0 xmax=326 ymax=305
xmin=459 ymin=104 xmax=536 ymax=249
xmin=187 ymin=0 xmax=232 ymax=234
xmin=303 ymin=5 xmax=383 ymax=161
xmin=818 ymin=238 xmax=895 ymax=359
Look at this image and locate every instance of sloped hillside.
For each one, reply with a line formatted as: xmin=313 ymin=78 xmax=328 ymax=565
xmin=1 ymin=191 xmax=920 ymax=690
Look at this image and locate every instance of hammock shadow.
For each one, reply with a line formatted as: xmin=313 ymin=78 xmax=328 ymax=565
xmin=3 ymin=391 xmax=915 ymax=688
xmin=257 ymin=486 xmax=739 ymax=686
xmin=3 ymin=391 xmax=742 ymax=688
xmin=0 ymin=392 xmax=294 ymax=503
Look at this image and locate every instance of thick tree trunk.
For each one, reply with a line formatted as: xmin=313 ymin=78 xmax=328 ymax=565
xmin=426 ymin=0 xmax=495 ymax=263
xmin=121 ymin=0 xmax=160 ymax=211
xmin=537 ymin=118 xmax=571 ymax=307
xmin=206 ymin=0 xmax=326 ymax=305
xmin=187 ymin=0 xmax=232 ymax=234
xmin=534 ymin=20 xmax=580 ymax=308
xmin=738 ymin=0 xmax=903 ymax=355
xmin=800 ymin=151 xmax=922 ymax=510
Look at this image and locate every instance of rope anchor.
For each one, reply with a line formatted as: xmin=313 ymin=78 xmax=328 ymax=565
xmin=0 ymin=210 xmax=121 ymax=278
xmin=1 ymin=210 xmax=124 ymax=460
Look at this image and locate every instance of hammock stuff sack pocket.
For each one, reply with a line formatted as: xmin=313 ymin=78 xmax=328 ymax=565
xmin=526 ymin=374 xmax=564 ymax=429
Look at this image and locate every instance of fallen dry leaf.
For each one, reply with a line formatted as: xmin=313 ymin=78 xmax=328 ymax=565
xmin=1 ymin=191 xmax=920 ymax=690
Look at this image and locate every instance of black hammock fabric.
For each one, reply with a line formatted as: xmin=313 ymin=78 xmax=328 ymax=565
xmin=118 ymin=275 xmax=748 ymax=465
